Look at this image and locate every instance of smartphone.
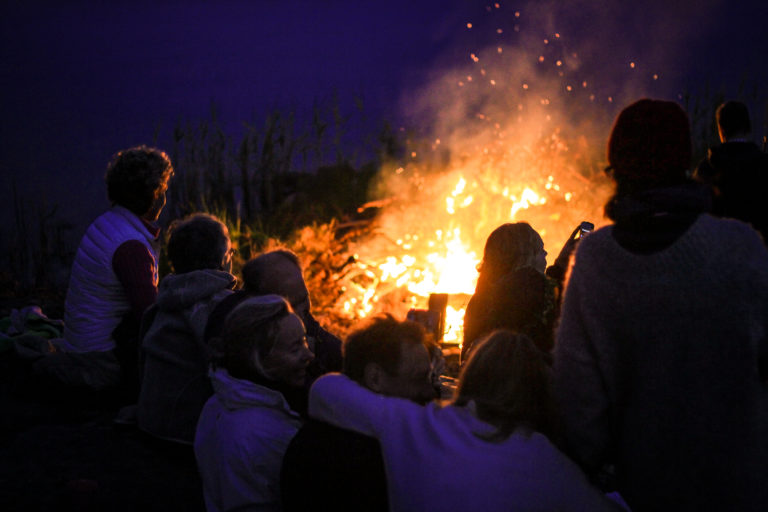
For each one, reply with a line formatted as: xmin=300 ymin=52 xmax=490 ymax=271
xmin=577 ymin=221 xmax=594 ymax=238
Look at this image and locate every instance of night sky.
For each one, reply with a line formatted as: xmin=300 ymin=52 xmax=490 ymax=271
xmin=2 ymin=0 xmax=767 ymax=253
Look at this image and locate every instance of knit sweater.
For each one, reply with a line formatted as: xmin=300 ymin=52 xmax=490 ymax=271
xmin=309 ymin=374 xmax=621 ymax=512
xmin=554 ymin=213 xmax=768 ymax=511
xmin=137 ymin=269 xmax=236 ymax=444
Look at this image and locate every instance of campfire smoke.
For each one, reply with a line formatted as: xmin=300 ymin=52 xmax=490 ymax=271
xmin=328 ymin=2 xmax=709 ymax=345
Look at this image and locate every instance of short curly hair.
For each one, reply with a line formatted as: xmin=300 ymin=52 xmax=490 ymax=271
xmin=476 ymin=223 xmax=542 ymax=292
xmin=105 ymin=145 xmax=173 ymax=216
xmin=167 ymin=213 xmax=230 ymax=274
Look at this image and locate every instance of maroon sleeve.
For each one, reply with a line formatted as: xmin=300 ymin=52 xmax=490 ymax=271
xmin=112 ymin=240 xmax=158 ymax=323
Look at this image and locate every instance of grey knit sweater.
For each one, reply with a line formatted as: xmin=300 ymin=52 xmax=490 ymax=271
xmin=554 ymin=214 xmax=768 ymax=511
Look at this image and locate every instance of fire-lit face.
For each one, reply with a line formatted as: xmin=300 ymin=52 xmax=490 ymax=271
xmin=262 ymin=313 xmax=314 ymax=388
xmin=533 ymin=235 xmax=547 ymax=273
xmin=143 ymin=183 xmax=168 ymax=222
xmin=375 ymin=342 xmax=435 ymax=405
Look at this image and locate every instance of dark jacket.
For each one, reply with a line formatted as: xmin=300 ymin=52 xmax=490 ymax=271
xmin=281 ymin=419 xmax=388 ymax=512
xmin=694 ymin=141 xmax=768 ymax=242
xmin=462 ymin=265 xmax=558 ymax=363
xmin=607 ymin=181 xmax=713 ymax=254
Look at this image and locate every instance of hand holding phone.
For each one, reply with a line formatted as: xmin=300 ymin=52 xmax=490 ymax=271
xmin=576 ymin=221 xmax=594 ymax=239
xmin=553 ymin=221 xmax=594 ymax=273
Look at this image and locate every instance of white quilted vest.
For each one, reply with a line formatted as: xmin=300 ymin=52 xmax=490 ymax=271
xmin=63 ymin=205 xmax=159 ymax=352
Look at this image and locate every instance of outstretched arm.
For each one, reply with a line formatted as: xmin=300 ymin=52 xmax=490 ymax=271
xmin=308 ymin=373 xmax=420 ymax=438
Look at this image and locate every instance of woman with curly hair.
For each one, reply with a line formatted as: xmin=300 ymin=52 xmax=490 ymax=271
xmin=37 ymin=146 xmax=173 ymax=393
xmin=461 ymin=222 xmax=568 ymax=364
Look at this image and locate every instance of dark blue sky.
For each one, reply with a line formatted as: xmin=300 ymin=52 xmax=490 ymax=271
xmin=2 ymin=0 xmax=767 ymax=243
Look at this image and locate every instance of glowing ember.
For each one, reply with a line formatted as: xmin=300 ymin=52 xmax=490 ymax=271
xmin=330 ymin=3 xmax=620 ymax=347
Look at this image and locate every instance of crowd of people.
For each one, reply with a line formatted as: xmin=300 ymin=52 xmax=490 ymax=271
xmin=13 ymin=97 xmax=768 ymax=511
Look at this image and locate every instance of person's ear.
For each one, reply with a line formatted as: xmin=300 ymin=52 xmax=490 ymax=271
xmin=363 ymin=362 xmax=385 ymax=393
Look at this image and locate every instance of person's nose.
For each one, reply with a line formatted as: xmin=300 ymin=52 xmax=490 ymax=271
xmin=302 ymin=345 xmax=315 ymax=364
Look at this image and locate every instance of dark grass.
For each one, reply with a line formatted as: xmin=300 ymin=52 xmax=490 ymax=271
xmin=0 ymin=351 xmax=205 ymax=512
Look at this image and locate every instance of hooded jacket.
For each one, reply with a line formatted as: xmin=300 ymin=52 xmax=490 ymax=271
xmin=137 ymin=269 xmax=235 ymax=444
xmin=195 ymin=368 xmax=302 ymax=512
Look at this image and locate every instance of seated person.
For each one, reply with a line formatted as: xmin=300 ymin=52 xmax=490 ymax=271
xmin=280 ymin=314 xmax=436 ymax=512
xmin=35 ymin=146 xmax=173 ymax=392
xmin=195 ymin=295 xmax=314 ymax=512
xmin=462 ymin=222 xmax=571 ymax=363
xmin=309 ymin=330 xmax=623 ymax=512
xmin=137 ymin=213 xmax=236 ymax=445
xmin=205 ymin=250 xmax=342 ymax=388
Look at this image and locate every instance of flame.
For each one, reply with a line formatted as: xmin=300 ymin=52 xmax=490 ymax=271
xmin=335 ymin=166 xmax=607 ymax=346
xmin=330 ymin=6 xmax=619 ymax=346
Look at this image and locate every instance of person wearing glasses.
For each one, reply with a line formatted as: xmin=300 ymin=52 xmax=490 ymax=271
xmin=137 ymin=213 xmax=237 ymax=445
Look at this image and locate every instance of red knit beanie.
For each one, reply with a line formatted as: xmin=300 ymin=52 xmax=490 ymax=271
xmin=607 ymin=99 xmax=691 ymax=183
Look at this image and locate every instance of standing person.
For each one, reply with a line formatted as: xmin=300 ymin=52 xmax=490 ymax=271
xmin=309 ymin=330 xmax=622 ymax=512
xmin=555 ymin=98 xmax=768 ymax=511
xmin=693 ymin=100 xmax=768 ymax=241
xmin=195 ymin=295 xmax=314 ymax=512
xmin=281 ymin=315 xmax=436 ymax=512
xmin=461 ymin=222 xmax=573 ymax=363
xmin=137 ymin=213 xmax=236 ymax=445
xmin=36 ymin=146 xmax=173 ymax=393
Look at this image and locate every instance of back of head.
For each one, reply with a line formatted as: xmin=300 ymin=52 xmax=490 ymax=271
xmin=242 ymin=250 xmax=301 ymax=293
xmin=105 ymin=145 xmax=174 ymax=216
xmin=717 ymin=100 xmax=751 ymax=140
xmin=211 ymin=294 xmax=291 ymax=381
xmin=478 ymin=223 xmax=541 ymax=287
xmin=343 ymin=314 xmax=426 ymax=383
xmin=241 ymin=250 xmax=310 ymax=321
xmin=167 ymin=213 xmax=231 ymax=274
xmin=455 ymin=330 xmax=556 ymax=441
xmin=343 ymin=314 xmax=435 ymax=404
xmin=607 ymin=98 xmax=691 ymax=190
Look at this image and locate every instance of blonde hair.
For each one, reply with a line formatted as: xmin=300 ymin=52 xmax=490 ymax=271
xmin=476 ymin=223 xmax=542 ymax=293
xmin=211 ymin=294 xmax=292 ymax=381
xmin=454 ymin=330 xmax=557 ymax=442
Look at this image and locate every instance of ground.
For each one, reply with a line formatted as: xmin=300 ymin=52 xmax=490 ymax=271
xmin=0 ymin=348 xmax=205 ymax=512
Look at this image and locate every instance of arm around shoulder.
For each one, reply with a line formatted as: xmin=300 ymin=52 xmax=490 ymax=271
xmin=308 ymin=373 xmax=420 ymax=438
